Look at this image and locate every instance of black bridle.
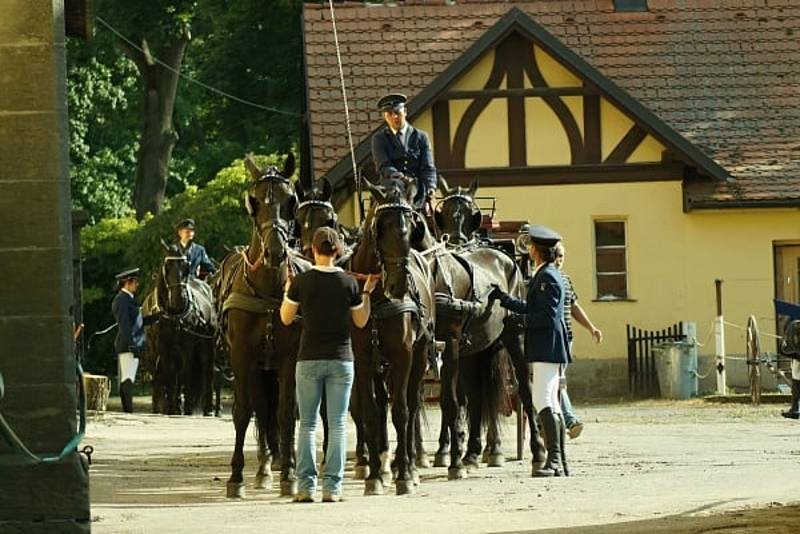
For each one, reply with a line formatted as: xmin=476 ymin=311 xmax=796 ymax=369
xmin=160 ymin=255 xmax=193 ymax=322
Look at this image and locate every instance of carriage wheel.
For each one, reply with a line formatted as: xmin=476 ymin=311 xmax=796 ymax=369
xmin=746 ymin=315 xmax=761 ymax=405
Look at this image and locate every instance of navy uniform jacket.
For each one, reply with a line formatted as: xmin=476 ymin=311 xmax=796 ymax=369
xmin=111 ymin=290 xmax=154 ymax=355
xmin=178 ymin=241 xmax=216 ymax=276
xmin=371 ymin=125 xmax=437 ymax=207
xmin=498 ymin=263 xmax=572 ymax=364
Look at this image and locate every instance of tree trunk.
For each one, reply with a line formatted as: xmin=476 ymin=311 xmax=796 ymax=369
xmin=116 ymin=34 xmax=189 ymax=219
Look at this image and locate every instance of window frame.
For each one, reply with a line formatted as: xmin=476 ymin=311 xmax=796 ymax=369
xmin=593 ymin=218 xmax=630 ymax=301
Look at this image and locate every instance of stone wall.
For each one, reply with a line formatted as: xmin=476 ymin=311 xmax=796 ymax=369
xmin=0 ymin=1 xmax=90 ymax=532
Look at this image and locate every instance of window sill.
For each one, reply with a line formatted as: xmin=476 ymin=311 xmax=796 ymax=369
xmin=592 ymin=298 xmax=638 ymax=303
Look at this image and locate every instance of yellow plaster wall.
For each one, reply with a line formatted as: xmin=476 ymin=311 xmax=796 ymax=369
xmin=450 ymin=49 xmax=495 ymax=91
xmin=533 ymin=44 xmax=581 ymax=87
xmin=415 ymin=108 xmax=434 ymax=151
xmin=600 ymin=97 xmax=633 ymax=160
xmin=524 ymin=97 xmax=571 ymax=165
xmin=465 ymin=98 xmax=509 ymax=168
xmin=628 ymin=134 xmax=665 ymax=163
xmin=478 ymin=180 xmax=800 ymax=360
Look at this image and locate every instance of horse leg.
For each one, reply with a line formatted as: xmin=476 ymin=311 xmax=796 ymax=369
xmin=483 ymin=349 xmax=507 ymax=467
xmin=387 ymin=320 xmax=414 ymax=495
xmin=407 ymin=339 xmax=427 ymax=486
xmin=440 ymin=332 xmax=466 ymax=479
xmin=350 ymin=387 xmax=369 ymax=479
xmin=227 ymin=375 xmax=250 ymax=498
xmin=202 ymin=340 xmax=214 ymax=417
xmin=278 ymin=359 xmax=298 ymax=496
xmin=265 ymin=369 xmax=281 ymax=473
xmin=353 ymin=328 xmax=384 ymax=496
xmin=414 ymin=401 xmax=430 ymax=468
xmin=252 ymin=369 xmax=274 ymax=490
xmin=320 ymin=386 xmax=329 ymax=473
xmin=375 ymin=369 xmax=391 ymax=483
xmin=460 ymin=353 xmax=482 ymax=470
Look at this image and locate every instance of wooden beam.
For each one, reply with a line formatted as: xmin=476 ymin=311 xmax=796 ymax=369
xmin=583 ymin=95 xmax=601 ymax=163
xmin=439 ymin=162 xmax=685 ymax=187
xmin=431 ymin=101 xmax=452 ymax=168
xmin=443 ymin=87 xmax=596 ymax=100
xmin=605 ymin=125 xmax=647 ymax=164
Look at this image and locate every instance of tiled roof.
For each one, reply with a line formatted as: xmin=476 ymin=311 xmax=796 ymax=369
xmin=302 ymin=0 xmax=800 ymax=207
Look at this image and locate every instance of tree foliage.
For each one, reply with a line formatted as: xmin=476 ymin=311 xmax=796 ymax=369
xmin=79 ymin=154 xmax=294 ymax=373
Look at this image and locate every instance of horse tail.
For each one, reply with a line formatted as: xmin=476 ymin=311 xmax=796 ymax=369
xmin=480 ymin=342 xmax=512 ymax=430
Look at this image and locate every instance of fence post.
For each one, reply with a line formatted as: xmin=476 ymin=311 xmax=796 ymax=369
xmin=714 ymin=279 xmax=727 ymax=395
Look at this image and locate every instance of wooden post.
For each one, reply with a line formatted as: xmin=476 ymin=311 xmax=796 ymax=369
xmin=714 ymin=279 xmax=727 ymax=395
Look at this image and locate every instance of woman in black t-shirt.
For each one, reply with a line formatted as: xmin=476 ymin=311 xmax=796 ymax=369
xmin=280 ymin=227 xmax=377 ymax=502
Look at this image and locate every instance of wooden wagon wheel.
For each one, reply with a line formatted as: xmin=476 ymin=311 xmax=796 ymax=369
xmin=746 ymin=315 xmax=762 ymax=405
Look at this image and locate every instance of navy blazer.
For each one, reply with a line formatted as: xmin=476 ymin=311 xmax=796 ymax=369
xmin=178 ymin=242 xmax=216 ymax=276
xmin=371 ymin=125 xmax=437 ymax=206
xmin=498 ymin=263 xmax=572 ymax=365
xmin=112 ymin=291 xmax=147 ymax=355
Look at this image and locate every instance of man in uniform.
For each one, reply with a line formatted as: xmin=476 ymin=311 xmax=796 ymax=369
xmin=371 ymin=93 xmax=437 ymax=210
xmin=175 ymin=218 xmax=216 ymax=278
xmin=111 ymin=268 xmax=158 ymax=413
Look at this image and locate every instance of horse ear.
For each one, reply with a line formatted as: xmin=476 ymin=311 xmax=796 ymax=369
xmin=402 ymin=175 xmax=417 ymax=203
xmin=283 ymin=153 xmax=296 ymax=179
xmin=295 ymin=178 xmax=306 ymax=202
xmin=437 ymin=174 xmax=451 ymax=197
xmin=470 ymin=210 xmax=483 ymax=235
xmin=321 ymin=177 xmax=333 ymax=201
xmin=244 ymin=154 xmax=261 ymax=182
xmin=244 ymin=191 xmax=258 ymax=217
xmin=467 ymin=178 xmax=479 ymax=198
xmin=363 ymin=177 xmax=386 ymax=205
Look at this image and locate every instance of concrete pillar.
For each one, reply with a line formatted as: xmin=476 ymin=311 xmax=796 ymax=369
xmin=0 ymin=1 xmax=90 ymax=532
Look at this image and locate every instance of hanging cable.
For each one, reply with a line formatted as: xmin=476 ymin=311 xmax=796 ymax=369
xmin=327 ymin=0 xmax=364 ymax=220
xmin=96 ymin=16 xmax=300 ymax=117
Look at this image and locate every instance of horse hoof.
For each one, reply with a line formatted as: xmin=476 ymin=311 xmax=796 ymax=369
xmin=447 ymin=466 xmax=468 ymax=480
xmin=271 ymin=459 xmax=281 ymax=472
xmin=364 ymin=478 xmax=384 ymax=496
xmin=280 ymin=480 xmax=297 ymax=497
xmin=353 ymin=464 xmax=369 ymax=480
xmin=482 ymin=450 xmax=489 ymax=464
xmin=462 ymin=454 xmax=479 ymax=470
xmin=411 ymin=469 xmax=421 ymax=486
xmin=531 ymin=460 xmax=547 ymax=476
xmin=487 ymin=453 xmax=505 ymax=468
xmin=226 ymin=481 xmax=245 ymax=499
xmin=415 ymin=455 xmax=431 ymax=469
xmin=254 ymin=471 xmax=272 ymax=490
xmin=396 ymin=479 xmax=415 ymax=495
xmin=433 ymin=452 xmax=449 ymax=468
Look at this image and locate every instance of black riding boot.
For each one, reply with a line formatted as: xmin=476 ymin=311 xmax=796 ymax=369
xmin=120 ymin=379 xmax=134 ymax=413
xmin=781 ymin=379 xmax=800 ymax=419
xmin=533 ymin=407 xmax=562 ymax=477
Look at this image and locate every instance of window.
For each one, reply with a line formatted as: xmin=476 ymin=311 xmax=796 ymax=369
xmin=595 ymin=220 xmax=628 ymax=300
xmin=613 ymin=0 xmax=648 ymax=12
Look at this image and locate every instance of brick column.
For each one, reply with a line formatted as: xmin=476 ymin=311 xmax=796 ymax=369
xmin=0 ymin=1 xmax=90 ymax=532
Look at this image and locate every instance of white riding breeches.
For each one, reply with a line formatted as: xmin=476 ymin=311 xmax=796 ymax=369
xmin=792 ymin=359 xmax=800 ymax=380
xmin=532 ymin=362 xmax=562 ymax=414
xmin=118 ymin=352 xmax=139 ymax=385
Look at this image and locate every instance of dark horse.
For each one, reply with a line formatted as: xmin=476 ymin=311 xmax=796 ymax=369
xmin=350 ymin=176 xmax=434 ymax=495
xmin=434 ymin=175 xmax=547 ymax=476
xmin=216 ymin=154 xmax=311 ymax=498
xmin=145 ymin=244 xmax=217 ymax=416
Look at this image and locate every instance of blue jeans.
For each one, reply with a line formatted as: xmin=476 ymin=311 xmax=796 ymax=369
xmin=559 ymin=362 xmax=579 ymax=427
xmin=295 ymin=359 xmax=354 ymax=495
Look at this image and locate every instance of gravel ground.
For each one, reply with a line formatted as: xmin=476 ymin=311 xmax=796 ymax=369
xmin=87 ymin=397 xmax=800 ymax=533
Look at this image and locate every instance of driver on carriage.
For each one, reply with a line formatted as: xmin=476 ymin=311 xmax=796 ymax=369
xmin=175 ymin=218 xmax=216 ymax=279
xmin=371 ymin=93 xmax=437 ymax=212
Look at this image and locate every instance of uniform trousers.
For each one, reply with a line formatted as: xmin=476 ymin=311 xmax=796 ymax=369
xmin=532 ymin=362 xmax=562 ymax=414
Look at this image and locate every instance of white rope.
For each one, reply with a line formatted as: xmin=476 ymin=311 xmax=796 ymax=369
xmin=723 ymin=320 xmax=783 ymax=340
xmin=96 ymin=17 xmax=300 ymax=117
xmin=327 ymin=0 xmax=359 ymax=192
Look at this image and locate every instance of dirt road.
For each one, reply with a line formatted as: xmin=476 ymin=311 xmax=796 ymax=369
xmin=88 ymin=399 xmax=800 ymax=533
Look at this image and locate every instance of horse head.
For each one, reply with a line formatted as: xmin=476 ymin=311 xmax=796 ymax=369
xmin=363 ymin=176 xmax=426 ymax=300
xmin=294 ymin=177 xmax=338 ymax=257
xmin=435 ymin=175 xmax=481 ymax=245
xmin=243 ymin=152 xmax=298 ymax=224
xmin=160 ymin=243 xmax=191 ymax=317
